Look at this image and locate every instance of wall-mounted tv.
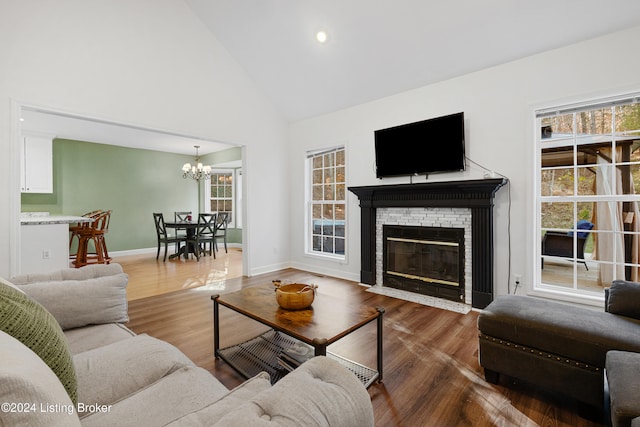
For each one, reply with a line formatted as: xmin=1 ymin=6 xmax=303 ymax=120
xmin=374 ymin=112 xmax=466 ymax=178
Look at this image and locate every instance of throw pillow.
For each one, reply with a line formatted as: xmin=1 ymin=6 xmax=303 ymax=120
xmin=607 ymin=280 xmax=640 ymax=320
xmin=0 ymin=282 xmax=78 ymax=405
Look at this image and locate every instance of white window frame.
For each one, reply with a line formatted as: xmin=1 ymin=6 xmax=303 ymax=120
xmin=202 ymin=168 xmax=240 ymax=228
xmin=305 ymin=146 xmax=347 ymax=261
xmin=533 ymin=91 xmax=640 ymax=304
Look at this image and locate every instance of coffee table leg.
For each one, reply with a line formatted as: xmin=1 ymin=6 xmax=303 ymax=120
xmin=212 ymin=295 xmax=220 ymax=358
xmin=377 ymin=307 xmax=384 ymax=383
xmin=312 ymin=338 xmax=328 ymax=356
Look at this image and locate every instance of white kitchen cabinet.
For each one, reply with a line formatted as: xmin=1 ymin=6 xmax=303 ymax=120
xmin=21 ymin=134 xmax=53 ymax=193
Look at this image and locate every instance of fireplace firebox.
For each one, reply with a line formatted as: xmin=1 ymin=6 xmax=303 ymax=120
xmin=383 ymin=225 xmax=465 ymax=302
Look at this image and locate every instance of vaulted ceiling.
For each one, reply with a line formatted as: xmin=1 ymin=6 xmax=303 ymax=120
xmin=187 ymin=0 xmax=640 ymax=121
xmin=20 ymin=1 xmax=640 ymax=153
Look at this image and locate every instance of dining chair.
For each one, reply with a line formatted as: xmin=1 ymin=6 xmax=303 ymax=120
xmin=153 ymin=213 xmax=186 ymax=262
xmin=174 ymin=211 xmax=192 ymax=239
xmin=214 ymin=212 xmax=230 ymax=254
xmin=185 ymin=213 xmax=217 ymax=261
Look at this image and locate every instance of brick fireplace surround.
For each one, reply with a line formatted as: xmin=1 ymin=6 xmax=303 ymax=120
xmin=349 ymin=178 xmax=507 ymax=309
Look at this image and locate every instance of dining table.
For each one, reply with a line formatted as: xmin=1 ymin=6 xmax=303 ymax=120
xmin=163 ymin=220 xmax=199 ymax=260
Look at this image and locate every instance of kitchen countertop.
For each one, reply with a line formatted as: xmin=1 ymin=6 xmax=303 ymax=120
xmin=20 ymin=213 xmax=94 ymax=225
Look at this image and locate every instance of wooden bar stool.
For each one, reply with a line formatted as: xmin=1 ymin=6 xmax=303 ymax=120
xmin=73 ymin=210 xmax=112 ymax=268
xmin=69 ymin=210 xmax=103 ymax=262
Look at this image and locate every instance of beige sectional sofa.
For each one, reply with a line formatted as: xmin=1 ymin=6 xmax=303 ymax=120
xmin=0 ymin=263 xmax=374 ymax=426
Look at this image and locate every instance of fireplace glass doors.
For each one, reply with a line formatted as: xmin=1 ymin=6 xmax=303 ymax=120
xmin=383 ymin=225 xmax=465 ymax=302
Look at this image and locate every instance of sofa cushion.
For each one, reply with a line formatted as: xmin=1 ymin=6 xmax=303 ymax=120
xmin=214 ymin=356 xmax=375 ymax=427
xmin=74 ymin=334 xmax=198 ymax=418
xmin=0 ymin=281 xmax=77 ymax=405
xmin=81 ymin=366 xmax=229 ymax=427
xmin=0 ymin=330 xmax=81 ymax=427
xmin=65 ymin=323 xmax=136 ymax=355
xmin=17 ymin=273 xmax=129 ymax=330
xmin=165 ymin=372 xmax=271 ymax=425
xmin=607 ymin=280 xmax=640 ymax=320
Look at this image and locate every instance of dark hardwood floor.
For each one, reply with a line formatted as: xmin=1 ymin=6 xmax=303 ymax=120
xmin=125 ymin=267 xmax=606 ymax=427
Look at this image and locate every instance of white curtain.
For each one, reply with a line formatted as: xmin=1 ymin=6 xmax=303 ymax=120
xmin=593 ymin=147 xmax=640 ymax=284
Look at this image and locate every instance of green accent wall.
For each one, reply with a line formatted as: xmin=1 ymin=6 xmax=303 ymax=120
xmin=21 ymin=139 xmax=242 ymax=252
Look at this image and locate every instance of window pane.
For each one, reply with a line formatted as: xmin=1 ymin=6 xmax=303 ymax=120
xmin=312 ymin=204 xmax=322 ymax=219
xmin=336 ymin=150 xmax=345 ymax=166
xmin=324 ymin=167 xmax=334 ymax=184
xmin=541 ymin=202 xmax=574 ymax=230
xmin=323 ymin=184 xmax=335 ymax=200
xmin=322 ymin=237 xmax=334 ymax=253
xmin=312 ymin=185 xmax=323 ymax=201
xmin=313 ymin=235 xmax=322 ymax=251
xmin=324 ymin=152 xmax=335 ymax=168
xmin=313 ymin=169 xmax=322 ymax=184
xmin=631 ymin=165 xmax=640 ymax=193
xmin=336 ymin=166 xmax=345 ymax=182
xmin=616 ymin=104 xmax=640 ymax=135
xmin=575 ymin=108 xmax=612 ymax=135
xmin=576 ymin=167 xmax=597 ymax=196
xmin=540 ymin=168 xmax=574 ymax=196
xmin=313 ymin=156 xmax=322 ymax=168
xmin=541 ymin=114 xmax=573 ymax=138
xmin=322 ymin=204 xmax=333 ymax=219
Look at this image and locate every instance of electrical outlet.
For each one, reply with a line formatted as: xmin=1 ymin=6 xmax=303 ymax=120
xmin=42 ymin=250 xmax=51 ymax=260
xmin=514 ymin=274 xmax=522 ymax=288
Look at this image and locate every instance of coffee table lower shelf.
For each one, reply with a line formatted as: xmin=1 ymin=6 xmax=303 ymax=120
xmin=216 ymin=329 xmax=379 ymax=388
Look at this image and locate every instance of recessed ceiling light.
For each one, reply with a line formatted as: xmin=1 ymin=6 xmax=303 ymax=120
xmin=316 ymin=31 xmax=328 ymax=43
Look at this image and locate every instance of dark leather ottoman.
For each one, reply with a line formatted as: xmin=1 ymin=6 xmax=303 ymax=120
xmin=478 ymin=294 xmax=640 ymax=412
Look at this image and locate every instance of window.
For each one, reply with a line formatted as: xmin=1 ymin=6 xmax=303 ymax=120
xmin=536 ymin=93 xmax=640 ymax=297
xmin=205 ymin=170 xmax=238 ymax=228
xmin=307 ymin=147 xmax=346 ymax=259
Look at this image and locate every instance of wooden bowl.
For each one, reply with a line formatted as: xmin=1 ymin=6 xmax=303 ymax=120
xmin=274 ymin=283 xmax=317 ymax=310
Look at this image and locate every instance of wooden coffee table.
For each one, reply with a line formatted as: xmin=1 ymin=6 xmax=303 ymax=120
xmin=212 ymin=284 xmax=384 ymax=387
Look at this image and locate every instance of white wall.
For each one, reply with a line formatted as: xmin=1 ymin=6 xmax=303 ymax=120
xmin=288 ymin=25 xmax=640 ymax=299
xmin=0 ymin=0 xmax=289 ymax=277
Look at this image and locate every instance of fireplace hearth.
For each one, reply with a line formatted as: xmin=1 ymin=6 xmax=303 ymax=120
xmin=349 ymin=179 xmax=507 ymax=309
xmin=384 ymin=225 xmax=465 ymax=302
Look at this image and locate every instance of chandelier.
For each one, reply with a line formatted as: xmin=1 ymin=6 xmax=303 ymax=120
xmin=182 ymin=145 xmax=211 ymax=181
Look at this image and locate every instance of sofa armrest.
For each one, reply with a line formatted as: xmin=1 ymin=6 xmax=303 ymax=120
xmin=14 ymin=273 xmax=129 ymax=330
xmin=214 ymin=356 xmax=374 ymax=426
xmin=606 ymin=280 xmax=640 ymax=320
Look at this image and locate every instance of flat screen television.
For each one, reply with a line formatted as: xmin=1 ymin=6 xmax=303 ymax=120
xmin=374 ymin=112 xmax=465 ymax=178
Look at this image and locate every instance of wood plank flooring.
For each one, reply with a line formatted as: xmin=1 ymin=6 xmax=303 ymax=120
xmin=120 ymin=252 xmax=606 ymax=427
xmin=113 ymin=248 xmax=243 ymax=301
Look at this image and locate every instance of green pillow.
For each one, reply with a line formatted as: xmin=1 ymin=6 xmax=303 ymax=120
xmin=0 ymin=281 xmax=77 ymax=405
